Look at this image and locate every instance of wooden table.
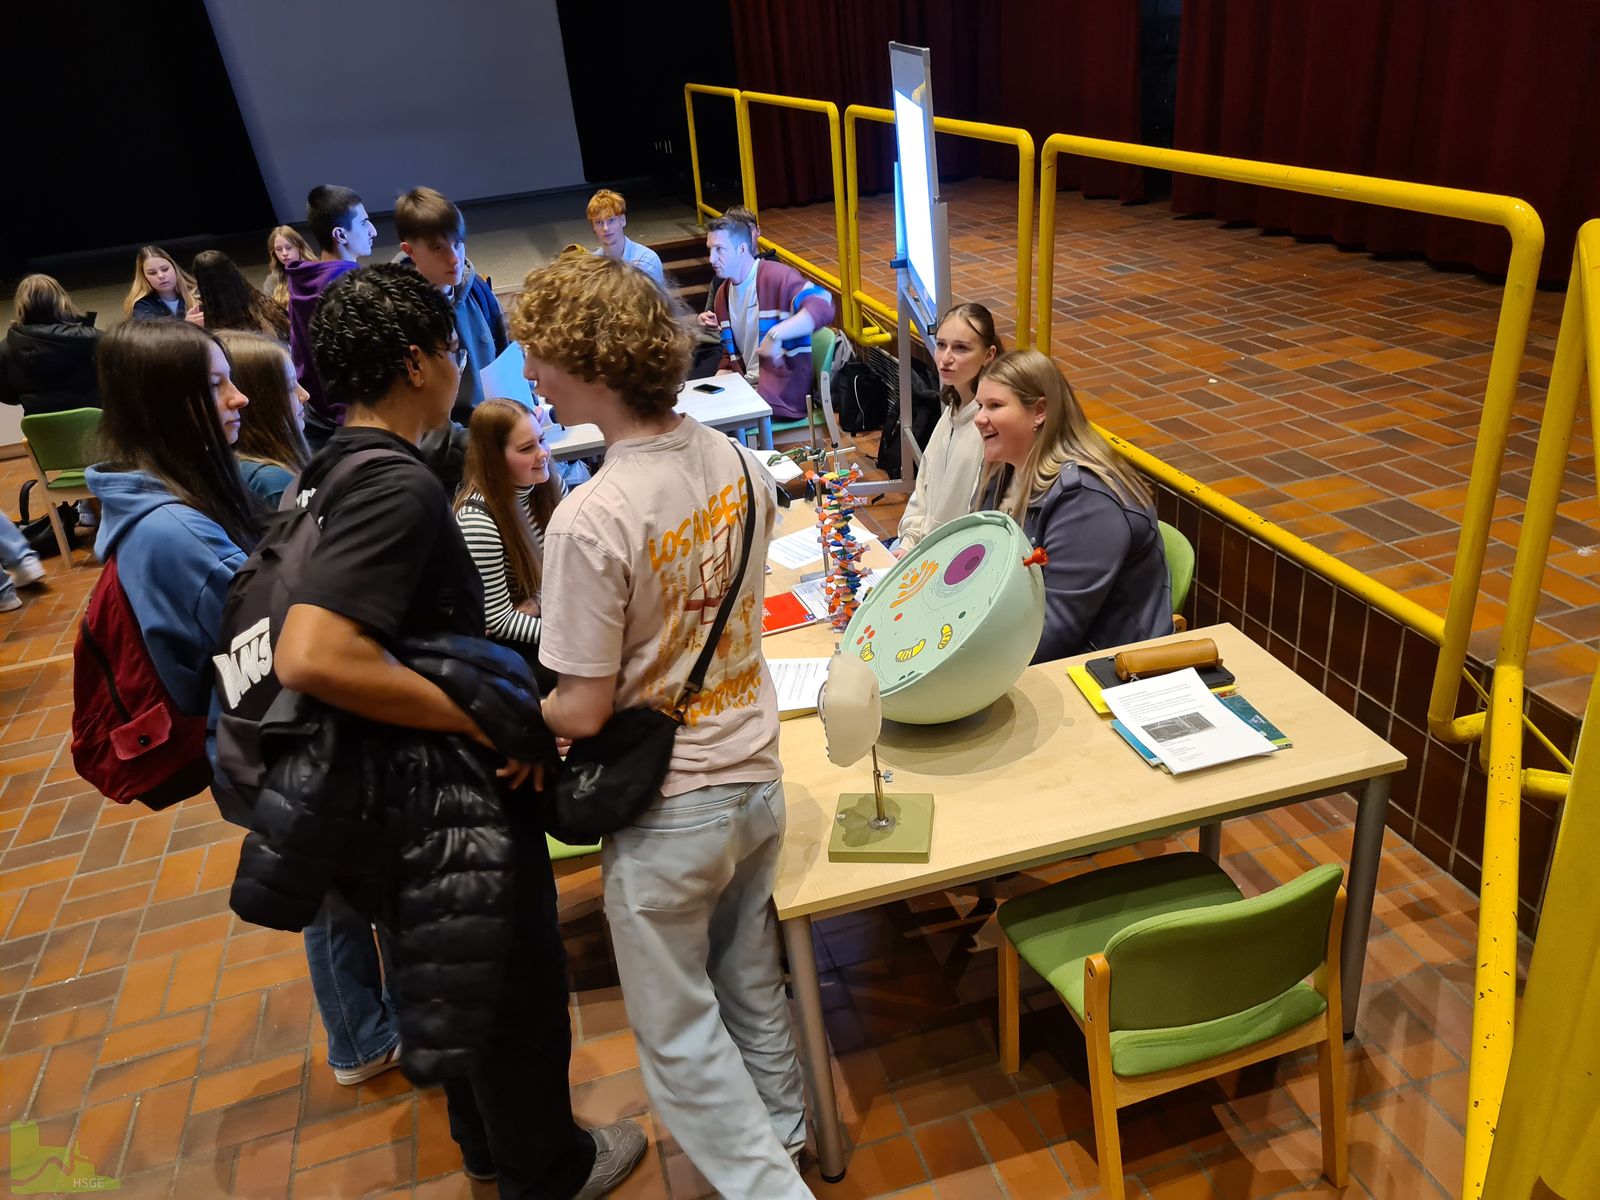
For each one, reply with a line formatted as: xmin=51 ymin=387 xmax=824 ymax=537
xmin=548 ymin=372 xmax=775 ymax=460
xmin=762 ymin=551 xmax=1404 ymax=1180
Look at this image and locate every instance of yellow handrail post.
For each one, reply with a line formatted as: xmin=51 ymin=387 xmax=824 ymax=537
xmin=734 ymin=91 xmax=758 ymax=216
xmin=683 ymin=84 xmax=746 ymax=225
xmin=1475 ymin=224 xmax=1600 ymax=1200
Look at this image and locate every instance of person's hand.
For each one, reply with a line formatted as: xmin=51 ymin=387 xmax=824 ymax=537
xmin=555 ymin=736 xmax=572 ymax=757
xmin=697 ymin=310 xmax=719 ymax=331
xmin=892 ymin=544 xmax=909 ymax=560
xmin=515 ymin=598 xmax=540 ymax=617
xmin=185 ymin=304 xmax=205 ymax=327
xmin=460 ymin=714 xmax=537 ymax=788
xmin=758 ymin=333 xmax=785 ymax=366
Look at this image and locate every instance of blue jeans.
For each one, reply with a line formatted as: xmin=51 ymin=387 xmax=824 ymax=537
xmin=302 ymin=891 xmax=399 ymax=1070
xmin=603 ymin=780 xmax=810 ymax=1199
xmin=0 ymin=513 xmax=32 ymax=602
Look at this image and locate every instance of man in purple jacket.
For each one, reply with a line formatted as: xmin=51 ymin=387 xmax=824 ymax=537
xmin=288 ymin=185 xmax=377 ymax=449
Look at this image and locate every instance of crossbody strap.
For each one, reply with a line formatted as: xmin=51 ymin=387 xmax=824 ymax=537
xmin=281 ymin=447 xmax=410 ymax=515
xmin=672 ymin=444 xmax=759 ymax=721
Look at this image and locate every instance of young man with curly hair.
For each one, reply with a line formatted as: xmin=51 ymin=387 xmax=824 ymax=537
xmin=515 ymin=254 xmax=812 ymax=1198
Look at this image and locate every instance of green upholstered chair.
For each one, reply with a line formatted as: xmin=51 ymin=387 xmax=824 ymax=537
xmin=997 ymin=854 xmax=1348 ymax=1199
xmin=21 ymin=408 xmax=100 ymax=562
xmin=1159 ymin=521 xmax=1195 ymax=614
xmin=546 ymin=834 xmax=600 ymax=866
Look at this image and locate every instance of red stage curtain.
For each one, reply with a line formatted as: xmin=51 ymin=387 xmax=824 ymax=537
xmin=727 ymin=0 xmax=1142 ymax=209
xmin=1172 ymin=0 xmax=1600 ymax=283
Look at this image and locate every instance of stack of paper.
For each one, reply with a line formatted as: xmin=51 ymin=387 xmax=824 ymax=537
xmin=766 ymin=526 xmax=879 ymax=570
xmin=1102 ymin=669 xmax=1278 ymax=775
xmin=769 ymin=657 xmax=831 ymax=718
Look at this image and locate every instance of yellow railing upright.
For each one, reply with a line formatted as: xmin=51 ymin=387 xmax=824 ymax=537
xmin=1474 ymin=222 xmax=1600 ymax=1200
xmin=1035 ymin=134 xmax=1544 ymax=749
xmin=842 ymin=106 xmax=1035 ymax=349
xmin=684 ymin=84 xmax=752 ymax=224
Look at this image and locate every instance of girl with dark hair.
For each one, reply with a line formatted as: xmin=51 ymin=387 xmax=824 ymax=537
xmin=453 ymin=398 xmax=564 ymax=675
xmin=0 ymin=274 xmax=102 ymax=416
xmin=216 ymin=331 xmax=310 ymax=506
xmin=192 ymin=250 xmax=290 ymax=340
xmin=86 ymin=320 xmax=259 ymax=715
xmin=894 ymin=301 xmax=1003 ymax=556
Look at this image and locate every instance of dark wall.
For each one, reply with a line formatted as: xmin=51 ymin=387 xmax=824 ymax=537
xmin=5 ymin=0 xmax=274 ymax=275
xmin=554 ymin=0 xmax=741 ymax=201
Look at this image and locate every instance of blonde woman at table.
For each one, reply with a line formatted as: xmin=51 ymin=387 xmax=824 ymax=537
xmin=976 ymin=349 xmax=1172 ymax=662
xmin=515 ymin=253 xmax=812 ymax=1199
xmin=893 ymin=301 xmax=1003 ymax=557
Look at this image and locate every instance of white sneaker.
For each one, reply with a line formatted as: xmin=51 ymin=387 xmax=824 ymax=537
xmin=0 ymin=593 xmax=20 ymax=613
xmin=10 ymin=556 xmax=45 ymax=587
xmin=75 ymin=502 xmax=98 ymax=530
xmin=332 ymin=1041 xmax=402 ymax=1086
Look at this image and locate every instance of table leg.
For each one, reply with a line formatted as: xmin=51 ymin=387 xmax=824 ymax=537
xmin=1342 ymin=775 xmax=1391 ymax=1036
xmin=1199 ymin=822 xmax=1222 ymax=861
xmin=782 ymin=914 xmax=847 ymax=1181
xmin=760 ymin=416 xmax=774 ymax=450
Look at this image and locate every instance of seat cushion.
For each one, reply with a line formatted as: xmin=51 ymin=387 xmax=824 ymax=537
xmin=46 ymin=470 xmax=87 ymax=490
xmin=998 ymin=852 xmax=1243 ymax=1016
xmin=1109 ymin=983 xmax=1327 ymax=1077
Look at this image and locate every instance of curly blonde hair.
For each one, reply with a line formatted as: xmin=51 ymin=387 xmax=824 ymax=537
xmin=510 ymin=253 xmax=690 ymax=418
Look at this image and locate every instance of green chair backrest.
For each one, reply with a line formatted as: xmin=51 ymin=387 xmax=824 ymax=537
xmin=812 ymin=326 xmax=838 ymax=379
xmin=22 ymin=408 xmax=101 ymax=474
xmin=1103 ymin=862 xmax=1342 ymax=1030
xmin=1159 ymin=521 xmax=1195 ymax=611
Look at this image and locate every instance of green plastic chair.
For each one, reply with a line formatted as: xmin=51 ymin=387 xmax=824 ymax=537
xmin=1159 ymin=521 xmax=1195 ymax=614
xmin=21 ymin=408 xmax=100 ymax=562
xmin=546 ymin=834 xmax=600 ymax=865
xmin=997 ymin=854 xmax=1348 ymax=1199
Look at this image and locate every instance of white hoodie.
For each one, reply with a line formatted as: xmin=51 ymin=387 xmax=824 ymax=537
xmin=895 ymin=399 xmax=985 ymax=551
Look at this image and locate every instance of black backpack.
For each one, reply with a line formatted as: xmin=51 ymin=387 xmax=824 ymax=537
xmin=210 ymin=448 xmax=405 ymax=827
xmin=875 ymin=357 xmax=942 ymax=480
xmin=831 ymin=359 xmax=890 ymax=433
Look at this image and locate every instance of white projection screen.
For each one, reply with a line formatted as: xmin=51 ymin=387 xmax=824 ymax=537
xmin=889 ymin=41 xmax=949 ymax=330
xmin=205 ymin=0 xmax=586 ymax=222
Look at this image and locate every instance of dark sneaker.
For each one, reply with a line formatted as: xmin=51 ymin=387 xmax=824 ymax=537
xmin=461 ymin=1149 xmax=496 ymax=1183
xmin=572 ymin=1119 xmax=647 ymax=1199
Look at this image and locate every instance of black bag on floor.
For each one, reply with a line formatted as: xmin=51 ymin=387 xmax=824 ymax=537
xmin=875 ymin=358 xmax=942 ymax=480
xmin=17 ymin=479 xmax=78 ymax=558
xmin=832 ymin=360 xmax=890 ymax=433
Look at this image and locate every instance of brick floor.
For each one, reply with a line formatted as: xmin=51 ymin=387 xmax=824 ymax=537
xmin=756 ymin=181 xmax=1593 ymax=715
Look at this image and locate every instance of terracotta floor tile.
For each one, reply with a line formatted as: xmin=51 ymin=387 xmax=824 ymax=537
xmin=98 ymin=1008 xmax=208 ymax=1065
xmin=294 ymin=1097 xmax=414 ymax=1169
xmin=86 ymin=1044 xmax=202 ymax=1105
xmin=121 ymin=1078 xmax=195 ymax=1174
xmin=290 ymin=1141 xmax=413 ymax=1198
xmin=191 ymin=1051 xmax=306 ymax=1114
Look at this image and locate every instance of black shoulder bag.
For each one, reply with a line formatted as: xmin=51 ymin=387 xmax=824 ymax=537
xmin=544 ymin=445 xmax=758 ymax=844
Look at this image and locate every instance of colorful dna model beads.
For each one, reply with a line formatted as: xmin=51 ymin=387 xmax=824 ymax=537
xmin=817 ymin=465 xmax=866 ymax=630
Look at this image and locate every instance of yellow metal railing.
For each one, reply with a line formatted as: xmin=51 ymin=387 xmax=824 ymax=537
xmin=842 ymin=106 xmax=1035 ymax=349
xmin=684 ymin=84 xmax=752 ymax=225
xmin=1472 ymin=223 xmax=1600 ymax=1200
xmin=1036 ymin=134 xmax=1544 ymax=748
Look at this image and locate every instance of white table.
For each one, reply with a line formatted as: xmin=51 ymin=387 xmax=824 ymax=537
xmin=547 ymin=372 xmax=775 ymax=461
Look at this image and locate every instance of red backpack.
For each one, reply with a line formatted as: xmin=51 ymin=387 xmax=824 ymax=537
xmin=71 ymin=558 xmax=212 ymax=809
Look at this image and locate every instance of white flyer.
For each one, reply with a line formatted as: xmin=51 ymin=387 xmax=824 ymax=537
xmin=1102 ymin=668 xmax=1276 ymax=774
xmin=791 ymin=569 xmax=891 ymax=621
xmin=769 ymin=657 xmax=832 ymax=717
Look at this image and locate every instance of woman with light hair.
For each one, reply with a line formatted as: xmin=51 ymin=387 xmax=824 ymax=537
xmin=264 ymin=224 xmax=317 ymax=307
xmin=975 ymin=348 xmax=1172 ymax=661
xmin=0 ymin=274 xmax=101 ymax=415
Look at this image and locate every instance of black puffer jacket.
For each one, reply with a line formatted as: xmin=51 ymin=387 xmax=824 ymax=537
xmin=229 ymin=633 xmax=560 ymax=1084
xmin=0 ymin=322 xmax=102 ymax=415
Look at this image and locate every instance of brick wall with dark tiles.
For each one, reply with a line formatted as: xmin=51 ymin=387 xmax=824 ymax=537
xmin=1153 ymin=481 xmax=1572 ymax=934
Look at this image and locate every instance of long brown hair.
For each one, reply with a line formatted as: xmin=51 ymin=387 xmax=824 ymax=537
xmin=977 ymin=349 xmax=1152 ymax=523
xmin=216 ymin=331 xmax=309 ymax=474
xmin=123 ymin=246 xmax=197 ymax=317
xmin=10 ymin=275 xmax=83 ymax=327
xmin=935 ymin=302 xmax=1003 ymax=409
xmin=265 ymin=225 xmax=317 ymax=307
xmin=193 ymin=250 xmax=289 ymax=339
xmin=454 ymin=399 xmax=561 ymax=600
xmin=96 ymin=321 xmax=261 ymax=550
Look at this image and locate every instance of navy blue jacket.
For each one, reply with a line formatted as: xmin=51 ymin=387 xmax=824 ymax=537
xmin=1000 ymin=463 xmax=1174 ymax=662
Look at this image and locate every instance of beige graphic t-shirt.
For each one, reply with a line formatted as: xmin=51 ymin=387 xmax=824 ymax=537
xmin=539 ymin=416 xmax=781 ymax=797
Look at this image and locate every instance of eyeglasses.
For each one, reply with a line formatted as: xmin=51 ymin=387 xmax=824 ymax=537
xmin=435 ymin=344 xmax=466 ymax=369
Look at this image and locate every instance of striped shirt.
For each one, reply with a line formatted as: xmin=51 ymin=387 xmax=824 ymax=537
xmin=454 ymin=485 xmax=560 ymax=646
